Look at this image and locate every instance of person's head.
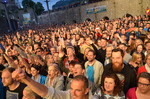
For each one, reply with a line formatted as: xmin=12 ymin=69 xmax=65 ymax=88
xmin=31 ymin=65 xmax=40 ymax=77
xmin=23 ymin=86 xmax=40 ymax=99
xmin=106 ymin=44 xmax=115 ymax=58
xmin=100 ymin=38 xmax=108 ymax=48
xmin=85 ymin=37 xmax=91 ymax=46
xmin=46 ymin=54 xmax=54 ymax=65
xmin=35 ymin=48 xmax=44 ymax=55
xmin=87 ymin=50 xmax=96 ymax=62
xmin=33 ymin=55 xmax=43 ymax=66
xmin=131 ymin=52 xmax=142 ymax=64
xmin=145 ymin=41 xmax=150 ymax=53
xmin=145 ymin=54 xmax=150 ymax=67
xmin=34 ymin=43 xmax=40 ymax=50
xmin=75 ymin=34 xmax=80 ymax=41
xmin=50 ymin=47 xmax=57 ymax=55
xmin=120 ymin=34 xmax=127 ymax=42
xmin=68 ymin=61 xmax=76 ymax=74
xmin=53 ymin=52 xmax=59 ymax=63
xmin=48 ymin=63 xmax=61 ymax=79
xmin=136 ymin=44 xmax=145 ymax=53
xmin=118 ymin=43 xmax=127 ymax=53
xmin=137 ymin=72 xmax=150 ymax=94
xmin=66 ymin=46 xmax=75 ymax=56
xmin=102 ymin=72 xmax=122 ymax=96
xmin=111 ymin=48 xmax=124 ymax=72
xmin=70 ymin=75 xmax=89 ymax=99
xmin=135 ymin=39 xmax=143 ymax=48
xmin=84 ymin=47 xmax=91 ymax=57
xmin=79 ymin=37 xmax=85 ymax=44
xmin=73 ymin=63 xmax=85 ymax=77
xmin=1 ymin=67 xmax=15 ymax=87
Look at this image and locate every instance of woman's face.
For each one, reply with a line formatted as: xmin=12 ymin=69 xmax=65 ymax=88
xmin=136 ymin=54 xmax=142 ymax=63
xmin=104 ymin=77 xmax=115 ymax=93
xmin=138 ymin=77 xmax=150 ymax=94
xmin=137 ymin=45 xmax=143 ymax=53
xmin=48 ymin=66 xmax=58 ymax=79
xmin=31 ymin=67 xmax=39 ymax=77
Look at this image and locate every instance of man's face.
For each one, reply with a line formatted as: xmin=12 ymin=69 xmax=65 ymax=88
xmin=1 ymin=70 xmax=14 ymax=87
xmin=70 ymin=80 xmax=88 ymax=99
xmin=100 ymin=39 xmax=107 ymax=48
xmin=85 ymin=38 xmax=91 ymax=45
xmin=118 ymin=45 xmax=126 ymax=52
xmin=111 ymin=52 xmax=123 ymax=72
xmin=67 ymin=48 xmax=74 ymax=56
xmin=73 ymin=64 xmax=84 ymax=77
xmin=87 ymin=51 xmax=95 ymax=62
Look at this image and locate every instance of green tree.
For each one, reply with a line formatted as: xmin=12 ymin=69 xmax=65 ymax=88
xmin=22 ymin=0 xmax=45 ymax=15
xmin=35 ymin=2 xmax=45 ymax=15
xmin=22 ymin=0 xmax=35 ymax=9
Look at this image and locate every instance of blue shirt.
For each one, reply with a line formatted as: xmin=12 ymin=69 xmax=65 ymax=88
xmin=87 ymin=66 xmax=94 ymax=83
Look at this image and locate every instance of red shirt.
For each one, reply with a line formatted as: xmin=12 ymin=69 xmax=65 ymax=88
xmin=137 ymin=66 xmax=147 ymax=76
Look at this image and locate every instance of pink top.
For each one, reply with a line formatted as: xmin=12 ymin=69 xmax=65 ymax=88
xmin=126 ymin=87 xmax=137 ymax=99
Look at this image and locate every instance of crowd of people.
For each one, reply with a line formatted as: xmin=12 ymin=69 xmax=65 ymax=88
xmin=0 ymin=14 xmax=150 ymax=99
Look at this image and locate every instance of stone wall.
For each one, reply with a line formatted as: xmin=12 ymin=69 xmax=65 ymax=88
xmin=38 ymin=0 xmax=150 ymax=25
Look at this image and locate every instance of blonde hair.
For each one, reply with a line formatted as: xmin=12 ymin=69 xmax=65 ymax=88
xmin=131 ymin=52 xmax=143 ymax=66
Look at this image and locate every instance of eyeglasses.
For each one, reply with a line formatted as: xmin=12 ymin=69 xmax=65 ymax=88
xmin=36 ymin=51 xmax=41 ymax=53
xmin=138 ymin=82 xmax=150 ymax=87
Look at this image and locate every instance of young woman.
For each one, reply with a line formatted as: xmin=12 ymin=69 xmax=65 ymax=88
xmin=126 ymin=72 xmax=150 ymax=99
xmin=31 ymin=65 xmax=47 ymax=85
xmin=129 ymin=52 xmax=143 ymax=72
xmin=94 ymin=72 xmax=125 ymax=99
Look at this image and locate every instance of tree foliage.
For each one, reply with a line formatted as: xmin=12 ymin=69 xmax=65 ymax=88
xmin=22 ymin=0 xmax=44 ymax=15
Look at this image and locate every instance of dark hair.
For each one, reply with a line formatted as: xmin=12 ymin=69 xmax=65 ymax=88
xmin=73 ymin=75 xmax=88 ymax=89
xmin=136 ymin=44 xmax=145 ymax=51
xmin=101 ymin=72 xmax=122 ymax=96
xmin=111 ymin=48 xmax=124 ymax=57
xmin=145 ymin=40 xmax=150 ymax=46
xmin=3 ymin=67 xmax=15 ymax=73
xmin=118 ymin=43 xmax=127 ymax=47
xmin=69 ymin=61 xmax=76 ymax=67
xmin=31 ymin=64 xmax=41 ymax=71
xmin=137 ymin=72 xmax=150 ymax=82
xmin=74 ymin=62 xmax=85 ymax=69
xmin=87 ymin=49 xmax=96 ymax=55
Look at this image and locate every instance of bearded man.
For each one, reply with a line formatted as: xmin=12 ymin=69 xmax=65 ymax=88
xmin=102 ymin=48 xmax=137 ymax=94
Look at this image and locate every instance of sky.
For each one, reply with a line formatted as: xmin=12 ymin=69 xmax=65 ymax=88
xmin=18 ymin=0 xmax=60 ymax=10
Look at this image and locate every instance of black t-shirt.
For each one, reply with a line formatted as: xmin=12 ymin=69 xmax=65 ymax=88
xmin=98 ymin=48 xmax=106 ymax=65
xmin=103 ymin=63 xmax=137 ymax=94
xmin=6 ymin=83 xmax=26 ymax=99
